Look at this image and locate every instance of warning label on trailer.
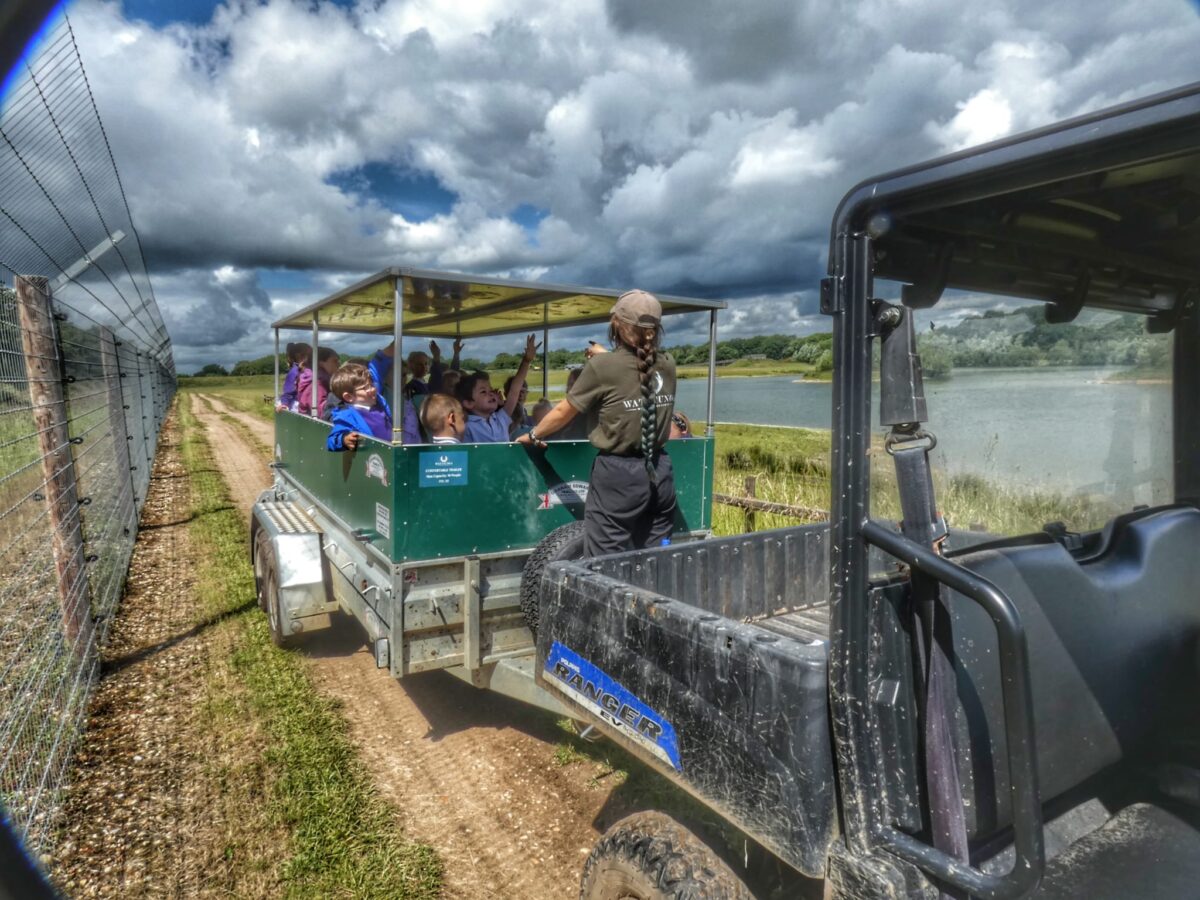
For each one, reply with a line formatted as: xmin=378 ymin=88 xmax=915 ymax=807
xmin=543 ymin=642 xmax=681 ymax=771
xmin=537 ymin=480 xmax=589 ymax=509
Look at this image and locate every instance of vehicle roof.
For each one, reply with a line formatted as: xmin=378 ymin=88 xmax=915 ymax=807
xmin=272 ymin=268 xmax=726 ymax=337
xmin=831 ymin=81 xmax=1200 ymax=326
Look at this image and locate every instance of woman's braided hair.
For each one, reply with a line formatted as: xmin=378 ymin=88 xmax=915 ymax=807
xmin=611 ymin=317 xmax=664 ymax=480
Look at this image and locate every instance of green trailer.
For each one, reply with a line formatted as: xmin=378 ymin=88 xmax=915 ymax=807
xmin=250 ymin=268 xmax=723 ymax=712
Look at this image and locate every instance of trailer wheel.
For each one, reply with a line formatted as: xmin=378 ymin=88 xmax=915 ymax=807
xmin=520 ymin=520 xmax=587 ymax=633
xmin=580 ymin=812 xmax=754 ymax=900
xmin=259 ymin=548 xmax=295 ymax=649
xmin=252 ymin=527 xmax=272 ymax=613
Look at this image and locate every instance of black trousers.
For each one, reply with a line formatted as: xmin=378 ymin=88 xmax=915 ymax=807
xmin=583 ymin=452 xmax=676 ymax=557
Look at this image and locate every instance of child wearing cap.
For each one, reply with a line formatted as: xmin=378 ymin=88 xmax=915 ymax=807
xmin=516 ymin=289 xmax=677 ymax=555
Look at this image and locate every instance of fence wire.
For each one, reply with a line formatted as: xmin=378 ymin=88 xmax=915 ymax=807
xmin=0 ymin=9 xmax=175 ymax=866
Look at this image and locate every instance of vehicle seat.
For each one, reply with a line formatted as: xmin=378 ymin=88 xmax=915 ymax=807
xmin=943 ymin=505 xmax=1200 ymax=839
xmin=1031 ymin=802 xmax=1200 ymax=898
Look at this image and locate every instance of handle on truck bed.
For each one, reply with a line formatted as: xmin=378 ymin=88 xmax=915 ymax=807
xmin=862 ymin=520 xmax=1045 ymax=900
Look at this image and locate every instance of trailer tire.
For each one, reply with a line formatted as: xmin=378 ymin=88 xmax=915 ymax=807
xmin=253 ymin=526 xmax=272 ymax=613
xmin=520 ymin=520 xmax=587 ymax=633
xmin=580 ymin=812 xmax=754 ymax=900
xmin=259 ymin=548 xmax=296 ymax=649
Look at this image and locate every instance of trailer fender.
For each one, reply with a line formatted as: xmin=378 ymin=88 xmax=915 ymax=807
xmin=251 ymin=500 xmax=333 ymax=639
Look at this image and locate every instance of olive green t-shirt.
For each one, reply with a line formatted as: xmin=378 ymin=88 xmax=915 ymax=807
xmin=566 ymin=347 xmax=676 ymax=455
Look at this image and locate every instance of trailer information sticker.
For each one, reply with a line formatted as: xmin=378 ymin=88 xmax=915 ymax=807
xmin=375 ymin=503 xmax=391 ymax=539
xmin=544 ymin=642 xmax=681 ymax=771
xmin=419 ymin=451 xmax=468 ymax=487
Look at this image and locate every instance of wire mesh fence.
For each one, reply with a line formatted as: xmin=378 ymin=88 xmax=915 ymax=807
xmin=0 ymin=10 xmax=175 ymax=864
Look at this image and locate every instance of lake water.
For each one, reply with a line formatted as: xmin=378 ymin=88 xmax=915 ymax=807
xmin=676 ymin=368 xmax=1173 ymax=505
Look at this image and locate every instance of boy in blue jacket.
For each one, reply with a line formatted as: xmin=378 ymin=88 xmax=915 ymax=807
xmin=326 ymin=362 xmax=392 ymax=451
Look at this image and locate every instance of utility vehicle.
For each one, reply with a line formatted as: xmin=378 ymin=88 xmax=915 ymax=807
xmin=250 ymin=272 xmax=722 ymax=713
xmin=534 ymin=84 xmax=1200 ymax=898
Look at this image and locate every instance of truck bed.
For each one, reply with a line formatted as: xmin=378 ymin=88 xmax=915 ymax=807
xmin=536 ymin=523 xmax=838 ymax=878
xmin=535 ymin=523 xmax=995 ymax=878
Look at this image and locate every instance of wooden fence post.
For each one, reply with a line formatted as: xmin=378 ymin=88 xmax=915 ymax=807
xmin=15 ymin=276 xmax=93 ymax=654
xmin=743 ymin=475 xmax=757 ymax=533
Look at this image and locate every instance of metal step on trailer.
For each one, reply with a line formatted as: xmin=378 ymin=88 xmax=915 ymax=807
xmin=256 ymin=497 xmax=323 ymax=536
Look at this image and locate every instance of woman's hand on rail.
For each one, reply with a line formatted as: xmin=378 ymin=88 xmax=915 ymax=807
xmin=516 ymin=433 xmax=547 ymax=449
xmin=344 ymin=432 xmax=362 ymax=450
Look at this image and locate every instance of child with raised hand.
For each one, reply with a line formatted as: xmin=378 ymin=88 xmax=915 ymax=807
xmin=420 ymin=393 xmax=467 ymax=444
xmin=428 ymin=337 xmax=464 ymax=393
xmin=456 ymin=333 xmax=539 ymax=443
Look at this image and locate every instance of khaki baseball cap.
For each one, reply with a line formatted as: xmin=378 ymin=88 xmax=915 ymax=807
xmin=611 ymin=289 xmax=662 ymax=327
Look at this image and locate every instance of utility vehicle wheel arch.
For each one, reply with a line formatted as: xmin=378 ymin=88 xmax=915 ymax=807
xmin=520 ymin=520 xmax=587 ymax=633
xmin=580 ymin=811 xmax=754 ymax=900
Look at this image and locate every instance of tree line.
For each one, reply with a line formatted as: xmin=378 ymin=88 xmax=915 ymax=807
xmin=918 ymin=305 xmax=1170 ymax=377
xmin=189 ymin=332 xmax=838 ymax=377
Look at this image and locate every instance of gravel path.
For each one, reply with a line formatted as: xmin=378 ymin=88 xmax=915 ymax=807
xmin=189 ymin=397 xmax=627 ymax=900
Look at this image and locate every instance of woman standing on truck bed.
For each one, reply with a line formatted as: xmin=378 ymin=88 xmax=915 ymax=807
xmin=517 ymin=290 xmax=677 ymax=555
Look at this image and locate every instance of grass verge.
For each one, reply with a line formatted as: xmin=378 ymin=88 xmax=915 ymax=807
xmin=177 ymin=396 xmax=442 ymax=899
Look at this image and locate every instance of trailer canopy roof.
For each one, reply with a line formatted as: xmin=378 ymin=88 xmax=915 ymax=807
xmin=273 ymin=268 xmax=726 ymax=337
xmin=832 ymin=81 xmax=1200 ymax=328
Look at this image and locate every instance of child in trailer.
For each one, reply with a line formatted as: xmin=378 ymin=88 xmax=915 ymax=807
xmin=455 ymin=333 xmax=539 ymax=443
xmin=428 ymin=338 xmax=464 ymax=393
xmin=405 ymin=350 xmax=432 ymax=397
xmin=298 ymin=347 xmax=339 ymax=417
xmin=420 ymin=393 xmax=467 ymax=444
xmin=277 ymin=342 xmax=310 ymax=411
xmin=326 ymin=363 xmax=390 ymax=451
xmin=503 ymin=374 xmax=531 ymax=437
xmin=326 ymin=354 xmax=421 ymax=451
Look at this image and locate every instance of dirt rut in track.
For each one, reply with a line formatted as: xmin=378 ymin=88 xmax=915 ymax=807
xmin=189 ymin=394 xmax=624 ymax=900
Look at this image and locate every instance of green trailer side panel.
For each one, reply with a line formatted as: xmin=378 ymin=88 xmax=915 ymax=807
xmin=275 ymin=412 xmax=396 ymax=557
xmin=275 ymin=412 xmax=713 ymax=562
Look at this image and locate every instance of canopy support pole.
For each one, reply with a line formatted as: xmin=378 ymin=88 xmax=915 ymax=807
xmin=393 ymin=277 xmax=403 ymax=441
xmin=706 ymin=309 xmax=718 ymax=437
xmin=273 ymin=329 xmax=280 ymax=404
xmin=311 ymin=315 xmax=319 ymax=415
xmin=542 ymin=303 xmax=549 ymax=397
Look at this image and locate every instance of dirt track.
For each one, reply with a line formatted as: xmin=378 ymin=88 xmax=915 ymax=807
xmin=190 ymin=394 xmax=631 ymax=899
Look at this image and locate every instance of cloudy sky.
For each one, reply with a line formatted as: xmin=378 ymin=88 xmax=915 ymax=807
xmin=49 ymin=0 xmax=1200 ymax=371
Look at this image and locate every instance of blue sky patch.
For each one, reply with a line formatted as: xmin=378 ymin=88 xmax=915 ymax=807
xmin=509 ymin=203 xmax=548 ymax=233
xmin=327 ymin=162 xmax=457 ymax=222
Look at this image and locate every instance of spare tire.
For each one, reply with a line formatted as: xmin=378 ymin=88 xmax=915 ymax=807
xmin=520 ymin=520 xmax=587 ymax=633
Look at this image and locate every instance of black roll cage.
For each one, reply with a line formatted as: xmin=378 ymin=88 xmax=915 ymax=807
xmin=824 ymin=81 xmax=1200 ymax=898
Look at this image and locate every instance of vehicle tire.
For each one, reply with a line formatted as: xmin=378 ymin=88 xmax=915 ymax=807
xmin=520 ymin=520 xmax=587 ymax=633
xmin=580 ymin=811 xmax=755 ymax=900
xmin=252 ymin=527 xmax=272 ymax=613
xmin=261 ymin=552 xmax=295 ymax=648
